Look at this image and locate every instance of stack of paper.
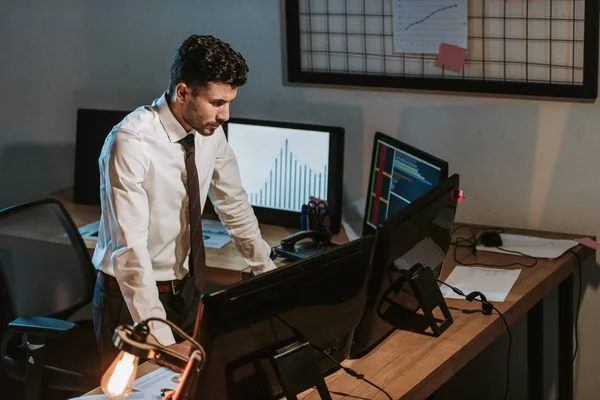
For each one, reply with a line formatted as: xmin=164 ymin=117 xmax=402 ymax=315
xmin=476 ymin=233 xmax=578 ymax=259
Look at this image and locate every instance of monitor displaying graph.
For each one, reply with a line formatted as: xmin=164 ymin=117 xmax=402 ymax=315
xmin=365 ymin=133 xmax=447 ymax=230
xmin=226 ymin=122 xmax=330 ymax=213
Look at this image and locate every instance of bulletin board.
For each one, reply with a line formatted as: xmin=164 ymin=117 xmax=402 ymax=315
xmin=284 ymin=0 xmax=600 ymax=101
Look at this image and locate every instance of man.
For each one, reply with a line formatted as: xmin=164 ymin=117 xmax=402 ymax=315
xmin=92 ymin=34 xmax=276 ymax=367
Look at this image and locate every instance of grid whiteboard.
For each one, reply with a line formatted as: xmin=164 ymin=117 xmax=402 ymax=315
xmin=285 ymin=0 xmax=600 ymax=100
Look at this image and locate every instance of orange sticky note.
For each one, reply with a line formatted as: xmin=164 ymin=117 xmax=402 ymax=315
xmin=574 ymin=237 xmax=600 ymax=250
xmin=435 ymin=43 xmax=467 ymax=73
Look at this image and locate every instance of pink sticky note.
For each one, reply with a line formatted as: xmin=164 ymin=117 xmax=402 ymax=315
xmin=574 ymin=237 xmax=600 ymax=250
xmin=435 ymin=43 xmax=467 ymax=73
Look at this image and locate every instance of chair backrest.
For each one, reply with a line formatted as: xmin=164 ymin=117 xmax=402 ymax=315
xmin=0 ymin=199 xmax=95 ymax=321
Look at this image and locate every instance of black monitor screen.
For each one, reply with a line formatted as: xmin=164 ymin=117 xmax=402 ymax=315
xmin=192 ymin=236 xmax=374 ymax=400
xmin=363 ymin=132 xmax=448 ymax=235
xmin=73 ymin=109 xmax=130 ymax=205
xmin=350 ymin=174 xmax=459 ymax=359
xmin=224 ymin=118 xmax=345 ymax=233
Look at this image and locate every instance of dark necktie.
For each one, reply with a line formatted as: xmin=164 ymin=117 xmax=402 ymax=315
xmin=179 ymin=134 xmax=206 ymax=292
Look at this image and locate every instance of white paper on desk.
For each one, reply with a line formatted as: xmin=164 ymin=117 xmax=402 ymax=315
xmin=440 ymin=266 xmax=521 ymax=302
xmin=476 ymin=233 xmax=578 ymax=259
xmin=202 ymin=219 xmax=232 ymax=249
xmin=133 ymin=367 xmax=181 ymax=398
xmin=341 ymin=198 xmax=366 ymax=241
xmin=76 ymin=218 xmax=232 ymax=249
xmin=78 ymin=219 xmax=100 ymax=240
xmin=393 ymin=0 xmax=468 ymax=54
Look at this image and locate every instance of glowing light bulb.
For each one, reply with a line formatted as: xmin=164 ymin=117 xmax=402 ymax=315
xmin=101 ymin=351 xmax=139 ymax=399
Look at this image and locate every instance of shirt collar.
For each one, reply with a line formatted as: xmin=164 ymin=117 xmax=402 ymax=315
xmin=155 ymin=92 xmax=192 ymax=143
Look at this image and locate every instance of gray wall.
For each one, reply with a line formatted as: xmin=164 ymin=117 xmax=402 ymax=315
xmin=2 ymin=0 xmax=599 ymax=398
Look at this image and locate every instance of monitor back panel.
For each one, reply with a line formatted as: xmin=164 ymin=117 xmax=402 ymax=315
xmin=194 ymin=237 xmax=374 ymax=400
xmin=350 ymin=174 xmax=459 ymax=359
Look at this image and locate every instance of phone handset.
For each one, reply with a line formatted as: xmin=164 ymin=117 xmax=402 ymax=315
xmin=280 ymin=230 xmax=332 ymax=250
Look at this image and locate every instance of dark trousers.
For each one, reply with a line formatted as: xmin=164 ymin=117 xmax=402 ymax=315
xmin=92 ymin=272 xmax=199 ymax=370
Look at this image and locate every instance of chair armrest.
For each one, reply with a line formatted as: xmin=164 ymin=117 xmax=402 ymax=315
xmin=8 ymin=317 xmax=76 ymax=338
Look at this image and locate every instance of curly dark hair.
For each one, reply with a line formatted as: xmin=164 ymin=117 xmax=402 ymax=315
xmin=168 ymin=34 xmax=249 ymax=94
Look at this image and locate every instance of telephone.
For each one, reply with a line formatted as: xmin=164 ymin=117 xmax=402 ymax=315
xmin=273 ymin=230 xmax=337 ymax=260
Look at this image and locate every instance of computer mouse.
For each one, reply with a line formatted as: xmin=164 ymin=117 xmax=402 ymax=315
xmin=479 ymin=231 xmax=503 ymax=247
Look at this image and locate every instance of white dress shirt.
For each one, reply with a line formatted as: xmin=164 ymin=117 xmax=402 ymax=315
xmin=92 ymin=93 xmax=276 ymax=345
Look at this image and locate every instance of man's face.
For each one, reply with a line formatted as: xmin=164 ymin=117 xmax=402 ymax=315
xmin=181 ymin=82 xmax=237 ymax=136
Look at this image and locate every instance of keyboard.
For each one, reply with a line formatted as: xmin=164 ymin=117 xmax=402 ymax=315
xmin=273 ymin=242 xmax=339 ymax=261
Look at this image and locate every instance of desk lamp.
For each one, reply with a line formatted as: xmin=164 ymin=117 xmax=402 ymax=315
xmin=100 ymin=318 xmax=206 ymax=400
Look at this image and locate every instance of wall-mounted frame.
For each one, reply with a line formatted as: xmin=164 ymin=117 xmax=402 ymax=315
xmin=285 ymin=0 xmax=600 ymax=101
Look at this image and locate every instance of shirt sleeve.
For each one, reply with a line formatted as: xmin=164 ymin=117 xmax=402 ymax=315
xmin=208 ymin=130 xmax=277 ymax=273
xmin=102 ymin=129 xmax=176 ymax=345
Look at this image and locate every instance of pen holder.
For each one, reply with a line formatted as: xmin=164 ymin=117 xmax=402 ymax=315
xmin=301 ymin=197 xmax=331 ymax=234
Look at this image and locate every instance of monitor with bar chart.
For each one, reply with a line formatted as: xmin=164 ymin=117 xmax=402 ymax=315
xmin=363 ymin=132 xmax=448 ymax=235
xmin=225 ymin=118 xmax=345 ymax=233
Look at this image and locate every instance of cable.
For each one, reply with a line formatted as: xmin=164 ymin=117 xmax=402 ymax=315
xmin=274 ymin=316 xmax=393 ymax=400
xmin=144 ymin=317 xmax=207 ymax=366
xmin=437 ymin=280 xmax=512 ymax=400
xmin=450 ymin=225 xmax=538 ymax=268
xmin=568 ymin=249 xmax=582 ymax=363
xmin=314 ymin=346 xmax=392 ymax=400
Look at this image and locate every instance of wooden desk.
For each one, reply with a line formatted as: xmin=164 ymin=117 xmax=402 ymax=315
xmin=83 ymin=226 xmax=594 ymax=400
xmin=297 ymin=227 xmax=592 ymax=400
xmin=49 ymin=188 xmax=348 ymax=285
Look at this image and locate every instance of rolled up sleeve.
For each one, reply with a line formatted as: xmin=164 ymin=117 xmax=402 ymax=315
xmin=102 ymin=129 xmax=175 ymax=345
xmin=208 ymin=131 xmax=276 ymax=273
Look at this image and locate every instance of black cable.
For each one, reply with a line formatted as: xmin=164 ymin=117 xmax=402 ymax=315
xmin=437 ymin=279 xmax=511 ymax=400
xmin=568 ymin=249 xmax=582 ymax=363
xmin=269 ymin=318 xmax=280 ymax=342
xmin=453 ymin=224 xmax=505 ymax=235
xmin=453 ymin=243 xmax=538 ymax=268
xmin=315 ymin=346 xmax=392 ymax=400
xmin=273 ymin=316 xmax=393 ymax=400
xmin=451 ymin=226 xmax=538 ymax=268
xmin=490 ymin=303 xmax=512 ymax=400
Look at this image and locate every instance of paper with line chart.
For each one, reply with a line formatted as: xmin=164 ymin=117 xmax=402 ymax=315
xmin=227 ymin=123 xmax=330 ymax=212
xmin=393 ymin=0 xmax=468 ymax=54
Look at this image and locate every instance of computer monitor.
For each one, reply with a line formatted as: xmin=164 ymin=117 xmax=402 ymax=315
xmin=224 ymin=118 xmax=345 ymax=233
xmin=192 ymin=235 xmax=374 ymax=400
xmin=349 ymin=173 xmax=460 ymax=359
xmin=363 ymin=131 xmax=448 ymax=236
xmin=73 ymin=109 xmax=130 ymax=205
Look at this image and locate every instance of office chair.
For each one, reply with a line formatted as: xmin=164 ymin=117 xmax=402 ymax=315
xmin=0 ymin=198 xmax=101 ymax=399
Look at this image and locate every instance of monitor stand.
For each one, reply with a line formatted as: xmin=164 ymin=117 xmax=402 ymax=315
xmin=271 ymin=341 xmax=332 ymax=400
xmin=384 ymin=263 xmax=453 ymax=337
xmin=405 ymin=263 xmax=453 ymax=337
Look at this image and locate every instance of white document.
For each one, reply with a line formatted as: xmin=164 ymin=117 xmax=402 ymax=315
xmin=76 ymin=219 xmax=232 ymax=249
xmin=341 ymin=197 xmax=366 ymax=241
xmin=476 ymin=233 xmax=578 ymax=259
xmin=78 ymin=220 xmax=100 ymax=240
xmin=393 ymin=0 xmax=468 ymax=54
xmin=132 ymin=367 xmax=181 ymax=399
xmin=440 ymin=266 xmax=521 ymax=302
xmin=394 ymin=236 xmax=445 ymax=272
